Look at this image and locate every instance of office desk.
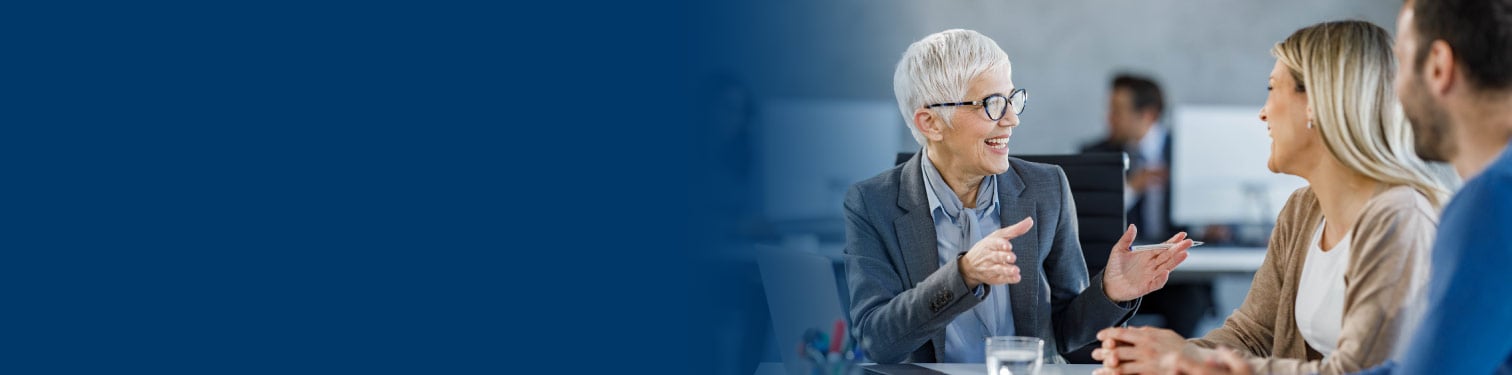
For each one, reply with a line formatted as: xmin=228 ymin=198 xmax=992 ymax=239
xmin=816 ymin=244 xmax=1265 ymax=277
xmin=755 ymin=362 xmax=1103 ymax=375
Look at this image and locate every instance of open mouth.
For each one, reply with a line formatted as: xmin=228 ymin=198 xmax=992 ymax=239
xmin=985 ymin=136 xmax=1009 ymax=150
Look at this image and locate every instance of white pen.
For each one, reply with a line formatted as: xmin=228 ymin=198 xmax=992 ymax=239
xmin=1130 ymin=241 xmax=1204 ymax=252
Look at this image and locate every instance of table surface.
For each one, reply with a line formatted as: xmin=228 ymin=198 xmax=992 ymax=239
xmin=1174 ymin=246 xmax=1266 ymax=272
xmin=811 ymin=243 xmax=1267 ymax=274
xmin=755 ymin=362 xmax=1104 ymax=375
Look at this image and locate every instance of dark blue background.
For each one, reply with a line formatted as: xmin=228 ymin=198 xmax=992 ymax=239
xmin=1 ymin=1 xmax=697 ymax=373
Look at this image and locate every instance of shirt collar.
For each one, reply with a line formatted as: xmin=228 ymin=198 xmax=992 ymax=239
xmin=920 ymin=150 xmax=999 ymax=221
xmin=1136 ymin=125 xmax=1167 ymax=162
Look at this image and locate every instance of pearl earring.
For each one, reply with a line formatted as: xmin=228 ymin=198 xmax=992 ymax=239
xmin=1307 ymin=120 xmax=1313 ymax=129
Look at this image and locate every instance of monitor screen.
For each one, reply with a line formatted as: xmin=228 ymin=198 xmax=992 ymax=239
xmin=1170 ymin=105 xmax=1307 ymax=228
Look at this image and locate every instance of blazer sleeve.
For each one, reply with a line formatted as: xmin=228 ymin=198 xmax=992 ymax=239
xmin=1242 ymin=192 xmax=1437 ymax=374
xmin=844 ymin=185 xmax=985 ymax=363
xmin=1044 ymin=166 xmax=1138 ymax=354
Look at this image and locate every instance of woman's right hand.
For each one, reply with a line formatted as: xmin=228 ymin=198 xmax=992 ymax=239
xmin=1160 ymin=347 xmax=1252 ymax=375
xmin=959 ymin=217 xmax=1034 ymax=288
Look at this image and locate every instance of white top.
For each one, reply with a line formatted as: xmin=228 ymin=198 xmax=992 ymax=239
xmin=1294 ymin=220 xmax=1352 ymax=356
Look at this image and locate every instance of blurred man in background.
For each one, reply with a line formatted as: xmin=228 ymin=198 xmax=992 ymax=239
xmin=1083 ymin=74 xmax=1213 ymax=338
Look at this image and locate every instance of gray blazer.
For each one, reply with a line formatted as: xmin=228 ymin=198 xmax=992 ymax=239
xmin=844 ymin=152 xmax=1138 ymax=364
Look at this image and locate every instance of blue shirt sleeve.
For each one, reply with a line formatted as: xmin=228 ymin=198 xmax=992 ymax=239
xmin=1394 ymin=174 xmax=1512 ymax=374
xmin=1352 ymin=361 xmax=1394 ymax=375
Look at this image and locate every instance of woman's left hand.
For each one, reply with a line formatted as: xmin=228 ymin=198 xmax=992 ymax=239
xmin=1102 ymin=225 xmax=1192 ymax=302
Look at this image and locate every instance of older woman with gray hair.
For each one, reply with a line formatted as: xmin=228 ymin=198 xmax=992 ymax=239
xmin=844 ymin=29 xmax=1194 ymax=364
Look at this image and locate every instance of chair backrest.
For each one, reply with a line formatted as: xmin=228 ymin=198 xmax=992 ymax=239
xmin=894 ymin=152 xmax=1127 ymax=274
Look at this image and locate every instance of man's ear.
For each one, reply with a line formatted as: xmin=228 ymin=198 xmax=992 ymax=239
xmin=1425 ymin=39 xmax=1457 ymax=96
xmin=1139 ymin=110 xmax=1159 ymax=128
xmin=913 ymin=108 xmax=946 ymax=142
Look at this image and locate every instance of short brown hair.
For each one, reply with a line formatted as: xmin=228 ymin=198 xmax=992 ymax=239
xmin=1111 ymin=74 xmax=1164 ymax=119
xmin=1412 ymin=0 xmax=1512 ymax=90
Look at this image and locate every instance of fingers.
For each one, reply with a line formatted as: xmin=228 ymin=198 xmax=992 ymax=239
xmin=981 ymin=237 xmax=1012 ymax=254
xmin=982 ymin=264 xmax=1021 ymax=285
xmin=1114 ymin=345 xmax=1173 ymax=369
xmin=1104 ymin=326 xmax=1156 ymax=346
xmin=1214 ymin=348 xmax=1251 ymax=375
xmin=1121 ymin=361 xmax=1159 ymax=375
xmin=991 ymin=217 xmax=1034 ymax=240
xmin=1147 ymin=244 xmax=1178 ymax=270
xmin=1097 ymin=328 xmax=1127 ymax=368
xmin=1150 ymin=241 xmax=1193 ymax=272
xmin=1113 ymin=224 xmax=1138 ymax=252
xmin=1163 ymin=249 xmax=1190 ymax=272
xmin=1169 ymin=238 xmax=1194 ymax=253
xmin=1145 ymin=244 xmax=1174 ymax=269
xmin=1114 ymin=346 xmax=1156 ymax=365
xmin=1003 ymin=264 xmax=1021 ymax=283
xmin=1097 ymin=327 xmax=1120 ymax=342
xmin=1141 ymin=239 xmax=1190 ymax=271
xmin=970 ymin=237 xmax=1013 ymax=260
xmin=987 ymin=237 xmax=1014 ymax=257
xmin=992 ymin=264 xmax=1020 ymax=278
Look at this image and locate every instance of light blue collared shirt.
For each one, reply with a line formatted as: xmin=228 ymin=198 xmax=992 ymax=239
xmin=920 ymin=152 xmax=1015 ymax=363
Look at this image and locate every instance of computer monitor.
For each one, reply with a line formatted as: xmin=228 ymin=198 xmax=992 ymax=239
xmin=757 ymin=99 xmax=901 ymax=236
xmin=1170 ymin=105 xmax=1307 ymax=229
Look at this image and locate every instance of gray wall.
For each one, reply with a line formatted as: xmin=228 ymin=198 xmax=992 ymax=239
xmin=708 ymin=0 xmax=1403 ymax=154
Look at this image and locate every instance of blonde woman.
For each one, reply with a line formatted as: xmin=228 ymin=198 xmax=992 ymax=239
xmin=1090 ymin=20 xmax=1457 ymax=374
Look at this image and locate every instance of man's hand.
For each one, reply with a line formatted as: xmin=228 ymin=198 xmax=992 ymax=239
xmin=1129 ymin=167 xmax=1168 ymax=194
xmin=959 ymin=217 xmax=1034 ymax=289
xmin=1102 ymin=225 xmax=1192 ymax=302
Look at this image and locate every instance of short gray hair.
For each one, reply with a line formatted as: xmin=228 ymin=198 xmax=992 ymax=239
xmin=893 ymin=29 xmax=1013 ymax=146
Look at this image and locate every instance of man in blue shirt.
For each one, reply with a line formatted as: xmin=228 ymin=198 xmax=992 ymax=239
xmin=1163 ymin=0 xmax=1512 ymax=373
xmin=1378 ymin=0 xmax=1512 ymax=372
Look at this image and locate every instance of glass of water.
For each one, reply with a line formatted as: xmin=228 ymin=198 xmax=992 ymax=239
xmin=986 ymin=336 xmax=1043 ymax=375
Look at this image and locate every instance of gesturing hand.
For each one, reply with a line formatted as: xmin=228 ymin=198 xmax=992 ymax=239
xmin=959 ymin=217 xmax=1034 ymax=289
xmin=1102 ymin=225 xmax=1193 ymax=302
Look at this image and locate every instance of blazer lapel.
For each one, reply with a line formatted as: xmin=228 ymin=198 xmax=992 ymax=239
xmin=895 ymin=152 xmax=949 ymax=360
xmin=998 ymin=162 xmax=1041 ymax=337
xmin=895 ymin=151 xmax=939 ymax=288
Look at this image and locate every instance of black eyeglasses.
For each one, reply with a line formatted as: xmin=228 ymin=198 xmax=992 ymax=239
xmin=925 ymin=88 xmax=1028 ymax=121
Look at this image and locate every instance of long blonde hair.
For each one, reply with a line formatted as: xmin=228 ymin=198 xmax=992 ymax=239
xmin=1272 ymin=20 xmax=1458 ymax=207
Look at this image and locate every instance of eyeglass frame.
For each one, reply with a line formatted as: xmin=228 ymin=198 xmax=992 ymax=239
xmin=924 ymin=88 xmax=1028 ymax=121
